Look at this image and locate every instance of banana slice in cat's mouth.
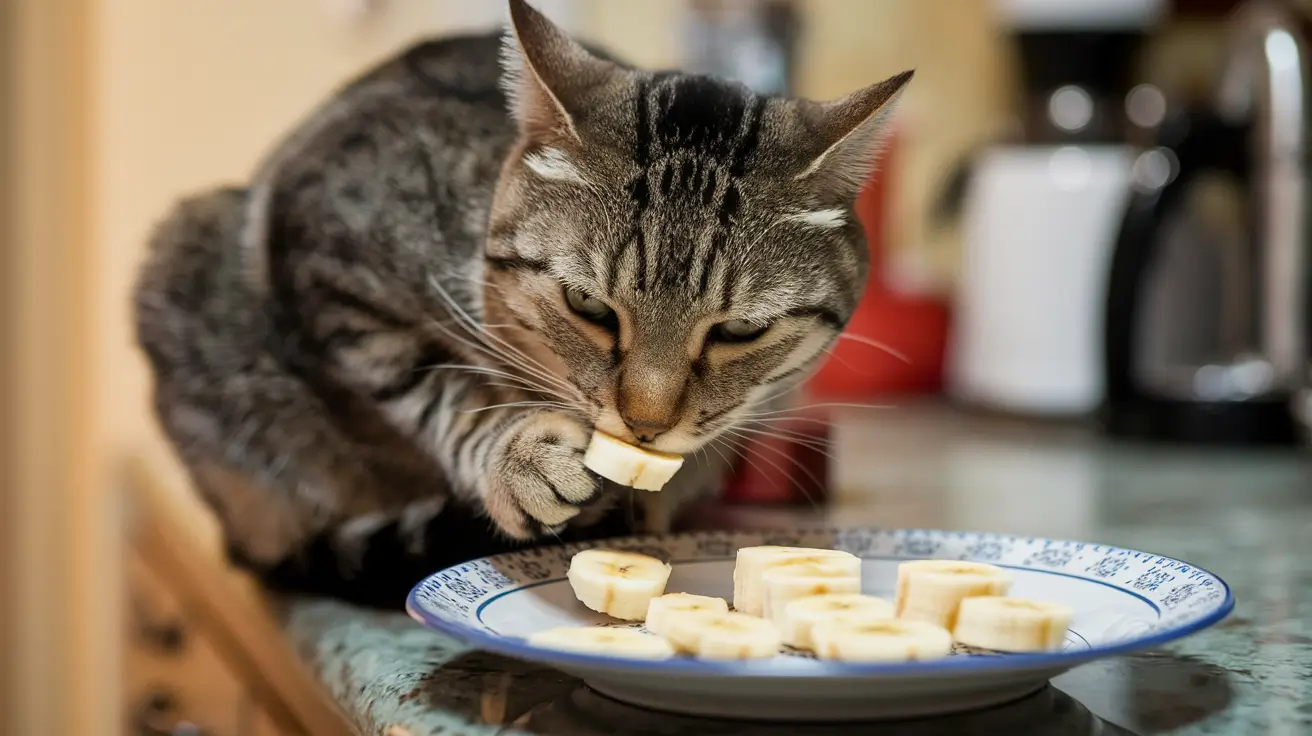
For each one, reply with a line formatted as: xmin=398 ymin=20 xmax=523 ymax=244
xmin=583 ymin=431 xmax=684 ymax=491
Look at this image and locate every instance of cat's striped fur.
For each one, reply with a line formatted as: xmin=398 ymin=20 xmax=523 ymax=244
xmin=133 ymin=0 xmax=910 ymax=607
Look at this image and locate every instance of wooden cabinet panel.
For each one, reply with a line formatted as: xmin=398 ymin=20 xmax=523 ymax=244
xmin=126 ymin=554 xmax=245 ymax=735
xmin=250 ymin=704 xmax=288 ymax=736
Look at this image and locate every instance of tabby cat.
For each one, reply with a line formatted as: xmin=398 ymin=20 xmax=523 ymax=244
xmin=133 ymin=0 xmax=911 ymax=607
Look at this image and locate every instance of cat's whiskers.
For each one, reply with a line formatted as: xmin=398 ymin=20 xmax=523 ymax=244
xmin=418 ymin=307 xmax=580 ymax=405
xmin=741 ymin=414 xmax=833 ymax=428
xmin=711 ymin=432 xmax=822 ymax=509
xmin=425 ymin=364 xmax=570 ymax=403
xmin=815 ymin=336 xmax=859 ymax=373
xmin=444 ymin=270 xmax=497 ymax=290
xmin=460 ymin=400 xmax=570 ymax=415
xmin=483 ymin=379 xmax=555 ymax=397
xmin=703 ymin=437 xmax=738 ymax=471
xmin=426 ymin=310 xmax=575 ymax=399
xmin=720 ymin=430 xmax=832 ymax=464
xmin=718 ymin=426 xmax=825 ymax=508
xmin=732 ymin=422 xmax=835 ymax=459
xmin=427 ymin=276 xmax=580 ymax=401
xmin=736 ymin=418 xmax=834 ymax=444
xmin=835 ymin=333 xmax=911 ymax=364
xmin=741 ymin=401 xmax=893 ymax=418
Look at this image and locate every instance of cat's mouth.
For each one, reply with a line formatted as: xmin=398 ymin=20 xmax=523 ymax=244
xmin=622 ymin=429 xmax=713 ymax=458
xmin=592 ymin=417 xmax=699 ymax=457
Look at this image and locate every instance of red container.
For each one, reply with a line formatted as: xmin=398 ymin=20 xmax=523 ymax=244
xmin=719 ymin=411 xmax=831 ymax=506
xmin=807 ymin=127 xmax=950 ymax=399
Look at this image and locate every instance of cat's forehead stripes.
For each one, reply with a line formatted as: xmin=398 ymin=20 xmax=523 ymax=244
xmin=645 ymin=75 xmax=767 ymax=166
xmin=605 ymin=75 xmax=770 ymax=303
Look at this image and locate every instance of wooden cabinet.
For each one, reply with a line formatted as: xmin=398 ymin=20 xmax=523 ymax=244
xmin=122 ymin=460 xmax=355 ymax=736
xmin=126 ymin=554 xmax=248 ymax=735
xmin=125 ymin=544 xmax=337 ymax=736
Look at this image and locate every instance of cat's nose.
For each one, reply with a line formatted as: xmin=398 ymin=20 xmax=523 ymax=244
xmin=621 ymin=416 xmax=672 ymax=443
xmin=617 ymin=367 xmax=685 ymax=443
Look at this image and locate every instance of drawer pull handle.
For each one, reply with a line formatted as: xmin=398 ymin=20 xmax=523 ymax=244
xmin=133 ymin=691 xmax=210 ymax=736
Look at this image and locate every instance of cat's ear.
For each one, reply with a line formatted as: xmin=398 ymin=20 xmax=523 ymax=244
xmin=501 ymin=0 xmax=610 ymax=144
xmin=795 ymin=70 xmax=914 ymax=201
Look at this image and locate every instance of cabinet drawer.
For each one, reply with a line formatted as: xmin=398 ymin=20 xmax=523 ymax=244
xmin=126 ymin=553 xmax=245 ymax=735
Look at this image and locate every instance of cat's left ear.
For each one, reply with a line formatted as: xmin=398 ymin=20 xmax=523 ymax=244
xmin=795 ymin=70 xmax=914 ymax=201
xmin=501 ymin=0 xmax=612 ymax=144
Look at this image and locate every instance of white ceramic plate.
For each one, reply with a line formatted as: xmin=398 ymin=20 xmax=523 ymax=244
xmin=407 ymin=528 xmax=1233 ymax=721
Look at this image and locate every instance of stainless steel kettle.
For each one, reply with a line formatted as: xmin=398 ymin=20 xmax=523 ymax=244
xmin=1103 ymin=0 xmax=1311 ymax=444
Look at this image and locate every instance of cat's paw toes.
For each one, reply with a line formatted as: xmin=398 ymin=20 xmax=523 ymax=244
xmin=484 ymin=412 xmax=601 ymax=539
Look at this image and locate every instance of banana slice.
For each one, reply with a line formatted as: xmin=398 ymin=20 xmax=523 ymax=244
xmin=894 ymin=560 xmax=1013 ymax=629
xmin=733 ymin=546 xmax=859 ymax=616
xmin=583 ymin=431 xmax=684 ymax=491
xmin=779 ymin=593 xmax=896 ymax=651
xmin=812 ymin=618 xmax=953 ymax=663
xmin=528 ymin=626 xmax=675 ymax=659
xmin=645 ymin=593 xmax=730 ymax=638
xmin=665 ymin=610 xmax=782 ymax=660
xmin=953 ymin=596 xmax=1074 ymax=652
xmin=567 ymin=549 xmax=672 ymax=621
xmin=761 ymin=559 xmax=863 ymax=624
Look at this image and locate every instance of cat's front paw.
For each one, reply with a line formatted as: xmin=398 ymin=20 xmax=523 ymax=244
xmin=483 ymin=412 xmax=603 ymax=539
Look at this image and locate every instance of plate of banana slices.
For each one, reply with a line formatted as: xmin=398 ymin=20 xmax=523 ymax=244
xmin=407 ymin=528 xmax=1233 ymax=721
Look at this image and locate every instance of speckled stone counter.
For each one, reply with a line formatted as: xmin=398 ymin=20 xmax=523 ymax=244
xmin=281 ymin=406 xmax=1312 ymax=735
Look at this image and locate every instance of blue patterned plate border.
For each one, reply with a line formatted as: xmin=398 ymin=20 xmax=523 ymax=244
xmin=406 ymin=528 xmax=1234 ymax=678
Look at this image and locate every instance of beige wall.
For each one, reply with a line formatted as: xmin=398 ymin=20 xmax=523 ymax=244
xmin=6 ymin=2 xmax=106 ymax=733
xmin=0 ymin=0 xmax=15 ymax=723
xmin=796 ymin=0 xmax=1010 ymax=290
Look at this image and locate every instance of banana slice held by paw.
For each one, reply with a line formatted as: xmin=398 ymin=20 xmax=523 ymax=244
xmin=952 ymin=596 xmax=1074 ymax=652
xmin=645 ymin=593 xmax=730 ymax=638
xmin=780 ymin=593 xmax=895 ymax=651
xmin=583 ymin=431 xmax=684 ymax=491
xmin=733 ymin=546 xmax=860 ymax=617
xmin=761 ymin=559 xmax=863 ymax=624
xmin=894 ymin=560 xmax=1013 ymax=629
xmin=568 ymin=549 xmax=671 ymax=621
xmin=528 ymin=626 xmax=675 ymax=659
xmin=666 ymin=610 xmax=782 ymax=660
xmin=812 ymin=618 xmax=953 ymax=663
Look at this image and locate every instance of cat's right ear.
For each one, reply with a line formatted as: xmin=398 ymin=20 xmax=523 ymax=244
xmin=795 ymin=70 xmax=914 ymax=202
xmin=501 ymin=0 xmax=610 ymax=145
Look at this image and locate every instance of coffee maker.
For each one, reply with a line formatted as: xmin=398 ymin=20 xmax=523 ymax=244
xmin=1102 ymin=0 xmax=1312 ymax=445
xmin=946 ymin=0 xmax=1166 ymax=417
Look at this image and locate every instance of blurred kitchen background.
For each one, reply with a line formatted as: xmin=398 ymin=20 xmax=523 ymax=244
xmin=3 ymin=0 xmax=1311 ymax=734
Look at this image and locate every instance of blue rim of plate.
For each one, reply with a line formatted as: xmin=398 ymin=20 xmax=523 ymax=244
xmin=405 ymin=529 xmax=1235 ymax=678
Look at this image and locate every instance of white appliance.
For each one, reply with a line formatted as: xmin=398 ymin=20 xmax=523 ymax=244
xmin=948 ymin=146 xmax=1135 ymax=416
xmin=944 ymin=0 xmax=1163 ymax=417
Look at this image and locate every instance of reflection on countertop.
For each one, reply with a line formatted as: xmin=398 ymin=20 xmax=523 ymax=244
xmin=280 ymin=403 xmax=1311 ymax=735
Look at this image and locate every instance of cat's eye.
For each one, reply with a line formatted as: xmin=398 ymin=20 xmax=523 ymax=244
xmin=711 ymin=319 xmax=769 ymax=343
xmin=563 ymin=286 xmax=617 ymax=327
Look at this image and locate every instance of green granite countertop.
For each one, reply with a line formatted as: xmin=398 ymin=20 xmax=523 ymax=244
xmin=281 ymin=405 xmax=1311 ymax=735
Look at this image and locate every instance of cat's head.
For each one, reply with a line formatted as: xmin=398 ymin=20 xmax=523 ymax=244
xmin=485 ymin=0 xmax=911 ymax=455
